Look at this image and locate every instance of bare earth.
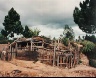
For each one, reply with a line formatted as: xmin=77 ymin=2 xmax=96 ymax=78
xmin=0 ymin=59 xmax=96 ymax=77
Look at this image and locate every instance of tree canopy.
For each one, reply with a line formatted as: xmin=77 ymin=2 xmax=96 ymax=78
xmin=30 ymin=28 xmax=40 ymax=37
xmin=1 ymin=7 xmax=23 ymax=38
xmin=22 ymin=25 xmax=33 ymax=38
xmin=22 ymin=26 xmax=40 ymax=38
xmin=63 ymin=25 xmax=75 ymax=40
xmin=73 ymin=0 xmax=96 ymax=34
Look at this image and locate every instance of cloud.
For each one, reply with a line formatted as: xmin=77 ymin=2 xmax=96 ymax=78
xmin=30 ymin=25 xmax=64 ymax=39
xmin=30 ymin=24 xmax=86 ymax=39
xmin=0 ymin=0 xmax=85 ymax=38
xmin=72 ymin=26 xmax=86 ymax=39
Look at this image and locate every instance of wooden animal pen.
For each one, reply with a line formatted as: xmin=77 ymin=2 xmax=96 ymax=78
xmin=0 ymin=36 xmax=82 ymax=69
xmin=38 ymin=41 xmax=82 ymax=69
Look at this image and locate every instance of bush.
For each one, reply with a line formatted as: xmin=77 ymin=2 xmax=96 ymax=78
xmin=62 ymin=37 xmax=69 ymax=46
xmin=0 ymin=40 xmax=14 ymax=44
xmin=81 ymin=40 xmax=96 ymax=53
xmin=89 ymin=59 xmax=96 ymax=68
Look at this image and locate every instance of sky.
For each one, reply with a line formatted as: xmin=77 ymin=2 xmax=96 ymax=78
xmin=0 ymin=0 xmax=87 ymax=39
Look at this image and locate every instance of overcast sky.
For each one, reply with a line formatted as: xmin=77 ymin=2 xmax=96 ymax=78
xmin=0 ymin=0 xmax=86 ymax=39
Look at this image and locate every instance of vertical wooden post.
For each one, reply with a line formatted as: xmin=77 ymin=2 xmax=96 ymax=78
xmin=10 ymin=44 xmax=11 ymax=52
xmin=53 ymin=40 xmax=56 ymax=66
xmin=57 ymin=55 xmax=59 ymax=67
xmin=42 ymin=41 xmax=44 ymax=48
xmin=16 ymin=42 xmax=17 ymax=52
xmin=31 ymin=38 xmax=32 ymax=51
xmin=15 ymin=42 xmax=18 ymax=57
xmin=11 ymin=47 xmax=13 ymax=59
xmin=27 ymin=42 xmax=28 ymax=47
xmin=57 ymin=39 xmax=59 ymax=50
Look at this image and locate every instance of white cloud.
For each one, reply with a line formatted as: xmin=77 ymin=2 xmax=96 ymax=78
xmin=30 ymin=25 xmax=63 ymax=39
xmin=30 ymin=24 xmax=86 ymax=39
xmin=72 ymin=26 xmax=86 ymax=39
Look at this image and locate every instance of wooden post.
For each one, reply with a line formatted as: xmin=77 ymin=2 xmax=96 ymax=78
xmin=31 ymin=38 xmax=33 ymax=51
xmin=11 ymin=47 xmax=13 ymax=59
xmin=15 ymin=42 xmax=17 ymax=57
xmin=58 ymin=39 xmax=59 ymax=50
xmin=16 ymin=42 xmax=17 ymax=51
xmin=57 ymin=55 xmax=59 ymax=67
xmin=53 ymin=40 xmax=56 ymax=66
xmin=10 ymin=44 xmax=11 ymax=52
xmin=42 ymin=41 xmax=44 ymax=48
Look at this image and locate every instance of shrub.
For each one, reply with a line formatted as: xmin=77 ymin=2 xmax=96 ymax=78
xmin=0 ymin=40 xmax=14 ymax=44
xmin=62 ymin=37 xmax=69 ymax=46
xmin=89 ymin=59 xmax=96 ymax=68
xmin=81 ymin=40 xmax=96 ymax=53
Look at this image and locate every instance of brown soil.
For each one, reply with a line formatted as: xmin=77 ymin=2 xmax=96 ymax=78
xmin=0 ymin=58 xmax=96 ymax=77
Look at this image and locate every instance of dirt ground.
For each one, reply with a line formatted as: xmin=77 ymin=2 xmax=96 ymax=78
xmin=0 ymin=58 xmax=96 ymax=77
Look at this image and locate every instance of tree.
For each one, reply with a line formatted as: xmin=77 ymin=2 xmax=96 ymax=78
xmin=63 ymin=25 xmax=75 ymax=40
xmin=73 ymin=0 xmax=96 ymax=34
xmin=62 ymin=37 xmax=69 ymax=46
xmin=85 ymin=34 xmax=96 ymax=43
xmin=30 ymin=28 xmax=40 ymax=37
xmin=1 ymin=29 xmax=8 ymax=39
xmin=23 ymin=25 xmax=33 ymax=38
xmin=23 ymin=26 xmax=41 ymax=38
xmin=78 ymin=36 xmax=81 ymax=41
xmin=0 ymin=33 xmax=5 ymax=40
xmin=1 ymin=7 xmax=23 ymax=38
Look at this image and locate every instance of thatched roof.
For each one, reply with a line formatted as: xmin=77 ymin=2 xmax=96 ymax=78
xmin=33 ymin=36 xmax=44 ymax=41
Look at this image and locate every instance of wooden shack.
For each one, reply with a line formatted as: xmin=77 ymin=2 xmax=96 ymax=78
xmin=8 ymin=36 xmax=50 ymax=60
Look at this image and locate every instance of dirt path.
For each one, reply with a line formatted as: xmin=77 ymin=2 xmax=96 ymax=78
xmin=0 ymin=59 xmax=96 ymax=77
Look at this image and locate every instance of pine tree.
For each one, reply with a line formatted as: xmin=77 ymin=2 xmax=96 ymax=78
xmin=73 ymin=0 xmax=96 ymax=34
xmin=1 ymin=7 xmax=23 ymax=38
xmin=23 ymin=25 xmax=33 ymax=38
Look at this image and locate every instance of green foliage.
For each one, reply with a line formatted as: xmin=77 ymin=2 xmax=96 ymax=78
xmin=23 ymin=26 xmax=40 ymax=38
xmin=0 ymin=33 xmax=6 ymax=40
xmin=73 ymin=0 xmax=96 ymax=34
xmin=23 ymin=25 xmax=33 ymax=38
xmin=30 ymin=28 xmax=40 ymax=37
xmin=2 ymin=7 xmax=23 ymax=38
xmin=89 ymin=59 xmax=96 ymax=68
xmin=63 ymin=25 xmax=75 ymax=40
xmin=0 ymin=33 xmax=14 ymax=44
xmin=84 ymin=34 xmax=96 ymax=43
xmin=0 ymin=39 xmax=14 ymax=44
xmin=62 ymin=37 xmax=69 ymax=46
xmin=1 ymin=29 xmax=8 ymax=39
xmin=81 ymin=40 xmax=95 ymax=53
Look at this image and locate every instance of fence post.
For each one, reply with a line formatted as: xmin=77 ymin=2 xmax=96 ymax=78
xmin=53 ymin=40 xmax=56 ymax=66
